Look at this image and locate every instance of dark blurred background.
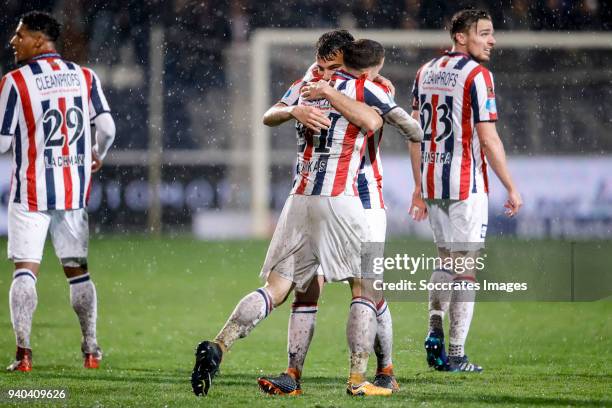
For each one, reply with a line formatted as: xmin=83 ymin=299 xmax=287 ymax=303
xmin=1 ymin=0 xmax=610 ymax=150
xmin=0 ymin=0 xmax=611 ymax=237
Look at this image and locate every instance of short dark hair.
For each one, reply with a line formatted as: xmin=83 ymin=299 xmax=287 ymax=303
xmin=20 ymin=11 xmax=61 ymax=42
xmin=342 ymin=39 xmax=385 ymax=70
xmin=316 ymin=30 xmax=354 ymax=61
xmin=450 ymin=9 xmax=491 ymax=42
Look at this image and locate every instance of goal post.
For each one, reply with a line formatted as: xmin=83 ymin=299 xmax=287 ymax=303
xmin=249 ymin=29 xmax=612 ymax=238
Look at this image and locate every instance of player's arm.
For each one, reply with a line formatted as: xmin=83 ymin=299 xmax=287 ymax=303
xmin=301 ymin=81 xmax=382 ymax=133
xmin=91 ymin=112 xmax=116 ymax=173
xmin=263 ymin=102 xmax=331 ymax=132
xmin=381 ymin=104 xmax=425 ymax=219
xmin=408 ymin=109 xmax=427 ymax=221
xmin=476 ymin=122 xmax=522 ymax=217
xmin=0 ymin=75 xmax=19 ymax=153
xmin=84 ymin=68 xmax=113 ymax=172
xmin=472 ymin=69 xmax=522 ymax=217
xmin=384 ymin=106 xmax=423 ymax=142
xmin=373 ymin=74 xmax=395 ymax=97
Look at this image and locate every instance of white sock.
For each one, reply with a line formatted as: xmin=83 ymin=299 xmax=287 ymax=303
xmin=287 ymin=302 xmax=318 ymax=377
xmin=68 ymin=273 xmax=98 ymax=353
xmin=449 ymin=277 xmax=476 ymax=357
xmin=347 ymin=297 xmax=377 ymax=378
xmin=428 ymin=269 xmax=453 ymax=334
xmin=9 ymin=269 xmax=38 ymax=349
xmin=215 ymin=288 xmax=273 ymax=350
xmin=374 ymin=299 xmax=393 ymax=370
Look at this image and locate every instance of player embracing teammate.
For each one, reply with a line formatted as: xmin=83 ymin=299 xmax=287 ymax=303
xmin=410 ymin=9 xmax=522 ymax=372
xmin=257 ymin=31 xmax=423 ymax=395
xmin=192 ymin=36 xmax=421 ymax=397
xmin=1 ymin=12 xmax=115 ymax=371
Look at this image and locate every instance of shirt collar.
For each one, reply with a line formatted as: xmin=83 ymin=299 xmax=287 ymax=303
xmin=335 ymin=69 xmax=358 ymax=80
xmin=29 ymin=51 xmax=61 ymax=62
xmin=444 ymin=50 xmax=471 ymax=59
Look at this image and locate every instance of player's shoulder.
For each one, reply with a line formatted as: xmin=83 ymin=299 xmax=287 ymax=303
xmin=464 ymin=60 xmax=493 ymax=78
xmin=0 ymin=65 xmax=32 ymax=93
xmin=363 ymin=78 xmax=389 ymax=95
xmin=3 ymin=64 xmax=30 ymax=79
xmin=61 ymin=59 xmax=82 ymax=70
xmin=78 ymin=64 xmax=98 ymax=77
xmin=416 ymin=57 xmax=438 ymax=75
xmin=370 ymin=81 xmax=390 ymax=94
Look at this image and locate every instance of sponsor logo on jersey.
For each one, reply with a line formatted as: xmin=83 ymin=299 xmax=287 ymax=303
xmin=422 ymin=151 xmax=452 ymax=165
xmin=298 ymin=156 xmax=328 ymax=173
xmin=486 ymin=98 xmax=497 ymax=114
xmin=44 ymin=154 xmax=85 ymax=168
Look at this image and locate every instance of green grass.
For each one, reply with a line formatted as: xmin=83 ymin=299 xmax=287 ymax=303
xmin=0 ymin=237 xmax=610 ymax=407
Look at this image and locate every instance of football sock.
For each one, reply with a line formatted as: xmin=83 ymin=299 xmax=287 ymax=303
xmin=449 ymin=277 xmax=476 ymax=357
xmin=374 ymin=298 xmax=393 ymax=370
xmin=214 ymin=288 xmax=273 ymax=351
xmin=9 ymin=269 xmax=38 ymax=349
xmin=428 ymin=269 xmax=453 ymax=334
xmin=347 ymin=297 xmax=377 ymax=381
xmin=449 ymin=343 xmax=464 ymax=357
xmin=68 ymin=273 xmax=98 ymax=353
xmin=429 ymin=311 xmax=444 ymax=333
xmin=287 ymin=302 xmax=318 ymax=377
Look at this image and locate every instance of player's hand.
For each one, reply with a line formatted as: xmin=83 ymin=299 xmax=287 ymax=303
xmin=290 ymin=105 xmax=331 ymax=132
xmin=91 ymin=149 xmax=103 ymax=173
xmin=301 ymin=80 xmax=332 ymax=101
xmin=504 ymin=189 xmax=522 ymax=217
xmin=373 ymin=74 xmax=395 ymax=97
xmin=409 ymin=189 xmax=428 ymax=221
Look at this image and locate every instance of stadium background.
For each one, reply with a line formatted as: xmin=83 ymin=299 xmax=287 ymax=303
xmin=0 ymin=1 xmax=610 ymax=407
xmin=0 ymin=0 xmax=611 ymax=239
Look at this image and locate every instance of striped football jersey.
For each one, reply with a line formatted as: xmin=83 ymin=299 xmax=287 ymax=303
xmin=281 ymin=65 xmax=392 ymax=207
xmin=412 ymin=51 xmax=497 ymax=200
xmin=0 ymin=52 xmax=110 ymax=211
xmin=289 ymin=70 xmax=396 ymax=197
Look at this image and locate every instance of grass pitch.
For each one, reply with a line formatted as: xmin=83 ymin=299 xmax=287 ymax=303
xmin=0 ymin=236 xmax=610 ymax=407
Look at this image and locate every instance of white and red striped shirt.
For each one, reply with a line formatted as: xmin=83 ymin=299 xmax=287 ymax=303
xmin=0 ymin=52 xmax=110 ymax=211
xmin=288 ymin=70 xmax=396 ymax=197
xmin=357 ymin=125 xmax=385 ymax=209
xmin=281 ymin=66 xmax=393 ymax=206
xmin=412 ymin=51 xmax=497 ymax=200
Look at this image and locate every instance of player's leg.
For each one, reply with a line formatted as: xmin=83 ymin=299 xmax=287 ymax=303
xmin=50 ymin=209 xmax=101 ymax=369
xmin=446 ymin=192 xmax=488 ymax=372
xmin=214 ymin=195 xmax=312 ymax=353
xmin=257 ymin=273 xmax=323 ymax=396
xmin=287 ymin=274 xmax=323 ymax=379
xmin=423 ymin=199 xmax=454 ymax=370
xmin=192 ymin=270 xmax=295 ymax=396
xmin=363 ymin=208 xmax=398 ymax=391
xmin=215 ymin=270 xmax=294 ymax=352
xmin=309 ymin=196 xmax=390 ymax=396
xmin=193 ymin=195 xmax=316 ymax=396
xmin=346 ymin=277 xmax=391 ymax=396
xmin=372 ymin=297 xmax=398 ymax=390
xmin=447 ymin=253 xmax=480 ymax=371
xmin=6 ymin=203 xmax=50 ymax=372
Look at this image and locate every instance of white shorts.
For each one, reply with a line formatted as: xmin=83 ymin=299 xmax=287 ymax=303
xmin=425 ymin=193 xmax=488 ymax=252
xmin=261 ymin=194 xmax=369 ymax=291
xmin=315 ymin=207 xmax=387 ymax=276
xmin=8 ymin=202 xmax=89 ymax=263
